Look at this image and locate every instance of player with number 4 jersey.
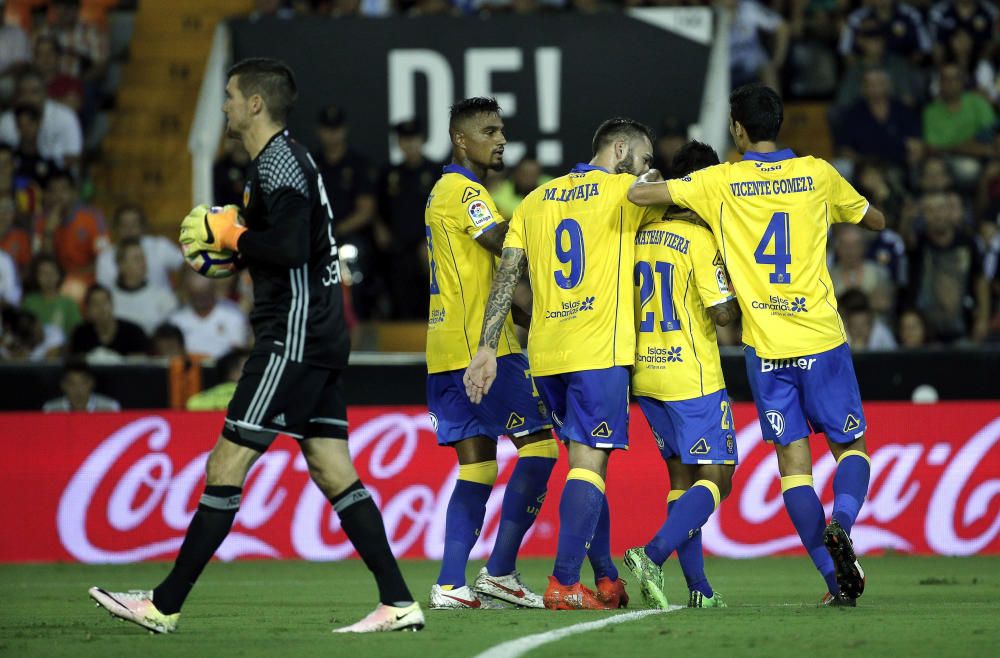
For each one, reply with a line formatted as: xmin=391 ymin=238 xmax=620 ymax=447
xmin=628 ymin=84 xmax=886 ymax=607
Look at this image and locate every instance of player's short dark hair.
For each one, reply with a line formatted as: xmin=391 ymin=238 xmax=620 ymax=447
xmin=449 ymin=97 xmax=502 ymax=134
xmin=591 ymin=118 xmax=654 ymax=157
xmin=227 ymin=58 xmax=298 ymax=123
xmin=729 ymin=84 xmax=783 ymax=143
xmin=670 ymin=141 xmax=720 ymax=178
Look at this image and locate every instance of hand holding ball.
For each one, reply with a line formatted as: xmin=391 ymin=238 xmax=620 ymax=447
xmin=179 ymin=204 xmax=246 ymax=279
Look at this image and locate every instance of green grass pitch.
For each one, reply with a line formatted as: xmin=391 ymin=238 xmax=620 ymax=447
xmin=1 ymin=556 xmax=998 ymax=657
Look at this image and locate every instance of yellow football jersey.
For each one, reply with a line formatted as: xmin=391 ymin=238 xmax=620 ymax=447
xmin=505 ymin=164 xmax=661 ymax=377
xmin=666 ymin=149 xmax=869 ymax=359
xmin=425 ymin=165 xmax=519 ymax=373
xmin=633 ymin=217 xmax=734 ymax=401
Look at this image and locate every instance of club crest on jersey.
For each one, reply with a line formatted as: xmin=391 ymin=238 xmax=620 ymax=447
xmin=765 ymin=410 xmax=785 ymax=437
xmin=591 ymin=422 xmax=612 ymax=438
xmin=461 ymin=186 xmax=481 ymax=203
xmin=726 ymin=435 xmax=735 ymax=454
xmin=689 ymin=438 xmax=710 ymax=455
xmin=243 ymin=182 xmax=251 ymax=208
xmin=467 ymin=200 xmax=493 ymax=227
xmin=843 ymin=413 xmax=862 ymax=434
xmin=716 ymin=267 xmax=731 ymax=294
xmin=506 ymin=412 xmax=525 ymax=431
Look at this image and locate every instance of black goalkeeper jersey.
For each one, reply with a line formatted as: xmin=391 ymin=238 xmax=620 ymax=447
xmin=239 ymin=130 xmax=349 ymax=368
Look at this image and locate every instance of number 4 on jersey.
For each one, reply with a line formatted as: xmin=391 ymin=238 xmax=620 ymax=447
xmin=754 ymin=211 xmax=791 ymax=284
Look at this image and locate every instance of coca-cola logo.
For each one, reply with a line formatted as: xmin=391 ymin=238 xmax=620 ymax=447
xmin=703 ymin=416 xmax=1000 ymax=557
xmin=55 ymin=414 xmax=537 ymax=564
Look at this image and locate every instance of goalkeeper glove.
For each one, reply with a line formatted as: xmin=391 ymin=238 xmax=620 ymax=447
xmin=179 ymin=204 xmax=247 ymax=255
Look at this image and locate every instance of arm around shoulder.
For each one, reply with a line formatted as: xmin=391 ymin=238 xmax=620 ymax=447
xmin=627 ymin=170 xmax=672 ymax=207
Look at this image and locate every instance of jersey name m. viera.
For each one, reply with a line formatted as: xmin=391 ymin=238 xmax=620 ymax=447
xmin=505 ymin=163 xmax=660 ymax=377
xmin=666 ymin=149 xmax=869 ymax=359
xmin=425 ymin=165 xmax=519 ymax=374
xmin=633 ymin=218 xmax=733 ymax=401
xmin=242 ymin=130 xmax=349 ymax=368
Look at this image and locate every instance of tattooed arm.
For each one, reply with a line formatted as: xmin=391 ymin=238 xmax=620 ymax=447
xmin=706 ymin=298 xmax=740 ymax=327
xmin=464 ymin=246 xmax=527 ymax=403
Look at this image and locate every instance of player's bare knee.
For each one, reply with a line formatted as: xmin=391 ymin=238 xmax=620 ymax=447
xmin=775 ymin=438 xmax=813 ymax=477
xmin=454 ymin=436 xmax=497 ymax=465
xmin=828 ymin=434 xmax=867 ymax=460
xmin=307 ymin=458 xmax=358 ymax=499
xmin=205 ymin=436 xmax=259 ymax=486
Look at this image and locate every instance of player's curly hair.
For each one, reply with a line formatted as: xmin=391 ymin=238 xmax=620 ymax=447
xmin=227 ymin=58 xmax=298 ymax=123
xmin=729 ymin=84 xmax=783 ymax=143
xmin=670 ymin=141 xmax=720 ymax=178
xmin=591 ymin=118 xmax=654 ymax=157
xmin=449 ymin=97 xmax=502 ymax=134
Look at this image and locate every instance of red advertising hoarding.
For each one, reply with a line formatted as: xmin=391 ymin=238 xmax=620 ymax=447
xmin=1 ymin=402 xmax=997 ymax=563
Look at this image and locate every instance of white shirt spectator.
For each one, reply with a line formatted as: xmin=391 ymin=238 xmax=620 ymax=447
xmin=730 ymin=0 xmax=783 ymax=76
xmin=27 ymin=323 xmax=65 ymax=361
xmin=97 ymin=235 xmax=185 ymax=290
xmin=110 ymin=281 xmax=178 ymax=335
xmin=0 ymin=249 xmax=21 ymax=305
xmin=0 ymin=98 xmax=82 ymax=165
xmin=169 ymin=301 xmax=249 ymax=359
xmin=43 ymin=393 xmax=120 ymax=412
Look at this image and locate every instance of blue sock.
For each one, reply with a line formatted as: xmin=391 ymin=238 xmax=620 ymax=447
xmin=645 ymin=481 xmax=719 ymax=566
xmin=486 ymin=446 xmax=556 ymax=576
xmin=832 ymin=451 xmax=871 ymax=534
xmin=552 ymin=469 xmax=605 ymax=586
xmin=436 ymin=462 xmax=496 ymax=588
xmin=781 ymin=476 xmax=839 ymax=594
xmin=669 ymin=494 xmax=713 ymax=598
xmin=587 ymin=495 xmax=618 ymax=582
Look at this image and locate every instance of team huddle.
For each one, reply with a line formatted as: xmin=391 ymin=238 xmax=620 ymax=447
xmin=86 ymin=59 xmax=883 ymax=635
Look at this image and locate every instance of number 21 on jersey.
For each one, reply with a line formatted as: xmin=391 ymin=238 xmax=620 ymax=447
xmin=634 ymin=260 xmax=679 ymax=333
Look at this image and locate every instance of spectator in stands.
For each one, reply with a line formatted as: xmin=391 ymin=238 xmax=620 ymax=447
xmin=652 ymin=116 xmax=688 ymax=174
xmin=929 ymin=0 xmax=997 ymax=73
xmin=491 ymin=152 xmax=551 ymax=220
xmin=20 ymin=252 xmax=80 ymax=337
xmin=0 ymin=143 xmax=40 ymax=218
xmin=96 ymin=204 xmax=184 ymax=290
xmin=212 ymin=139 xmax=250 ymax=207
xmin=721 ymin=0 xmax=790 ymax=90
xmin=315 ymin=104 xmax=378 ymax=317
xmin=150 ymin=322 xmax=186 ymax=359
xmin=0 ymin=192 xmax=30 ymax=275
xmin=375 ymin=119 xmax=438 ymax=319
xmin=897 ymin=307 xmax=930 ymax=347
xmin=1 ymin=305 xmax=63 ymax=361
xmin=42 ymin=358 xmax=120 ymax=412
xmin=69 ymin=283 xmax=149 ymax=357
xmin=832 ymin=67 xmax=921 ymax=173
xmin=108 ymin=238 xmax=178 ymax=335
xmin=168 ymin=268 xmax=249 ymax=359
xmin=0 ymin=21 xmax=30 ymax=80
xmin=922 ymin=62 xmax=997 ymax=185
xmin=830 ymin=223 xmax=896 ymax=315
xmin=185 ymin=348 xmax=250 ymax=411
xmin=33 ymin=35 xmax=84 ymax=113
xmin=250 ymin=0 xmax=298 ymax=20
xmin=32 ymin=169 xmax=106 ymax=297
xmin=855 ymin=162 xmax=910 ymax=288
xmin=13 ymin=103 xmax=58 ymax=187
xmin=840 ymin=0 xmax=931 ymax=63
xmin=835 ymin=24 xmax=925 ymax=107
xmin=0 ymin=248 xmax=20 ymax=306
xmin=918 ymin=155 xmax=957 ymax=194
xmin=0 ymin=68 xmax=82 ymax=169
xmin=839 ymin=288 xmax=898 ymax=351
xmin=34 ymin=0 xmax=110 ymax=83
xmin=909 ymin=191 xmax=991 ymax=342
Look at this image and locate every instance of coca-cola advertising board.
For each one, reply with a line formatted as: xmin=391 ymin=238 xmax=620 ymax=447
xmin=1 ymin=402 xmax=998 ymax=563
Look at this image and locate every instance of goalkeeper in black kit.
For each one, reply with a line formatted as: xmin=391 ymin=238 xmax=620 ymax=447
xmin=88 ymin=58 xmax=423 ymax=634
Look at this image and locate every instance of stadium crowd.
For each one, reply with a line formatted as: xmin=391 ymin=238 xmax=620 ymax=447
xmin=2 ymin=0 xmax=1000 ymax=392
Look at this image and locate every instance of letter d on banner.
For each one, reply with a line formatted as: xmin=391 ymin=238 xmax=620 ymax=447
xmin=388 ymin=50 xmax=454 ymax=163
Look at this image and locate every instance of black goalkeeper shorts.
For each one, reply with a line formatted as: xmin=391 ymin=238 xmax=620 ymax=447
xmin=222 ymin=349 xmax=348 ymax=451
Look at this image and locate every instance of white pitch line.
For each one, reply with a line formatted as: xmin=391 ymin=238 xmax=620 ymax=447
xmin=473 ymin=607 xmax=681 ymax=658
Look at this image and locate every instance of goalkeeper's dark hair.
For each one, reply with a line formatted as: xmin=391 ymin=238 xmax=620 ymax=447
xmin=670 ymin=141 xmax=720 ymax=178
xmin=227 ymin=58 xmax=298 ymax=123
xmin=591 ymin=117 xmax=654 ymax=157
xmin=729 ymin=84 xmax=783 ymax=143
xmin=449 ymin=97 xmax=502 ymax=135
